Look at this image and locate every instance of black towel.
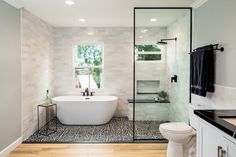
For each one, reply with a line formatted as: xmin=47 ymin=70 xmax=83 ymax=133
xmin=191 ymin=45 xmax=215 ymax=97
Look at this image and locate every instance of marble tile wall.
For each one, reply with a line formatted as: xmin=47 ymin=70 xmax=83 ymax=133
xmin=21 ymin=9 xmax=54 ymax=140
xmin=166 ymin=12 xmax=191 ymax=123
xmin=53 ymin=27 xmax=133 ymax=117
xmin=192 ymin=85 xmax=236 ymax=110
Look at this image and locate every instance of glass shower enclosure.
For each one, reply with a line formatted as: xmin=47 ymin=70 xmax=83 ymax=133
xmin=133 ymin=8 xmax=192 ymax=141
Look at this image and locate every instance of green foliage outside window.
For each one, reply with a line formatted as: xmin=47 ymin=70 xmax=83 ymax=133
xmin=91 ymin=68 xmax=102 ymax=88
xmin=135 ymin=45 xmax=161 ymax=52
xmin=75 ymin=45 xmax=102 ymax=66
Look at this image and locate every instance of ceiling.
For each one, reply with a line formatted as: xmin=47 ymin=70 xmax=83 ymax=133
xmin=8 ymin=0 xmax=195 ymax=27
xmin=136 ymin=9 xmax=189 ymax=27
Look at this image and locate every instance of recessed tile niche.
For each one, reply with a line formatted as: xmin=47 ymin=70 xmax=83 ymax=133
xmin=137 ymin=80 xmax=160 ymax=94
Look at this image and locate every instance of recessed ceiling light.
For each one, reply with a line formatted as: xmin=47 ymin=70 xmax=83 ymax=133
xmin=65 ymin=0 xmax=75 ymax=5
xmin=141 ymin=29 xmax=148 ymax=33
xmin=79 ymin=18 xmax=86 ymax=22
xmin=150 ymin=18 xmax=157 ymax=22
xmin=88 ymin=32 xmax=94 ymax=35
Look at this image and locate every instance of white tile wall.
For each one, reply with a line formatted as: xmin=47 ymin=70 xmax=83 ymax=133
xmin=53 ymin=27 xmax=133 ymax=117
xmin=21 ymin=9 xmax=54 ymax=140
xmin=192 ymin=85 xmax=236 ymax=109
xmin=166 ymin=12 xmax=191 ymax=123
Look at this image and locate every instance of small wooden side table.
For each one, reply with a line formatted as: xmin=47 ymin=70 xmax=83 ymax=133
xmin=37 ymin=103 xmax=57 ymax=136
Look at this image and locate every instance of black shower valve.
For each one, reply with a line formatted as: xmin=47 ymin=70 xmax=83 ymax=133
xmin=171 ymin=75 xmax=178 ymax=83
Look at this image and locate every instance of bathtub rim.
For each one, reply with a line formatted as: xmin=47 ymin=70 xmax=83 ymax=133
xmin=52 ymin=95 xmax=118 ymax=102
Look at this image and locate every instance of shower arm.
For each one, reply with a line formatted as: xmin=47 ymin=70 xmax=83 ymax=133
xmin=160 ymin=37 xmax=177 ymax=42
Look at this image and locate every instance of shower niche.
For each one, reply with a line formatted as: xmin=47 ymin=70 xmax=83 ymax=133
xmin=137 ymin=80 xmax=160 ymax=94
xmin=133 ymin=8 xmax=192 ymax=141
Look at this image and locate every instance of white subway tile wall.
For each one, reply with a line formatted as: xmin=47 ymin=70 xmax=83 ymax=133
xmin=22 ymin=9 xmax=54 ymax=140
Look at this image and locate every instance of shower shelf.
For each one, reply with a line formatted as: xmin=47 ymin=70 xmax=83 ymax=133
xmin=128 ymin=99 xmax=170 ymax=104
xmin=137 ymin=92 xmax=159 ymax=94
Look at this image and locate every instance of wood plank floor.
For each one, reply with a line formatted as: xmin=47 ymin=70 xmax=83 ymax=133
xmin=8 ymin=144 xmax=167 ymax=157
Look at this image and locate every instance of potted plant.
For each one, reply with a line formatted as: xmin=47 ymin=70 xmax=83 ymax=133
xmin=158 ymin=91 xmax=169 ymax=101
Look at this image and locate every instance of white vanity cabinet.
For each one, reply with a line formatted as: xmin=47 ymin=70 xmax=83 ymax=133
xmin=198 ymin=119 xmax=236 ymax=157
xmin=225 ymin=137 xmax=236 ymax=157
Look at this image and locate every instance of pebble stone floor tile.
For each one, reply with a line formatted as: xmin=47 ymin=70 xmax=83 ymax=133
xmin=24 ymin=117 xmax=166 ymax=143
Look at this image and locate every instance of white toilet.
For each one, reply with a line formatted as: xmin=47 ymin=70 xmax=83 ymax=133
xmin=159 ymin=104 xmax=199 ymax=157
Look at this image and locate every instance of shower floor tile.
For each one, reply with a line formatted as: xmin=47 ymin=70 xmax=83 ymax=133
xmin=24 ymin=117 xmax=166 ymax=143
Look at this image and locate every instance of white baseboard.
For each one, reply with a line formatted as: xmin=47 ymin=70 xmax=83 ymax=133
xmin=0 ymin=137 xmax=22 ymax=157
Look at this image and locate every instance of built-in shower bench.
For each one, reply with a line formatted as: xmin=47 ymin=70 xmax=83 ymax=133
xmin=127 ymin=99 xmax=170 ymax=121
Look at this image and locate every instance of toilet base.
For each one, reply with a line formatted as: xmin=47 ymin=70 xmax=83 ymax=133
xmin=167 ymin=136 xmax=196 ymax=157
xmin=167 ymin=141 xmax=183 ymax=157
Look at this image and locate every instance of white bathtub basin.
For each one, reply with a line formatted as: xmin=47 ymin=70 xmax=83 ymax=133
xmin=52 ymin=96 xmax=118 ymax=125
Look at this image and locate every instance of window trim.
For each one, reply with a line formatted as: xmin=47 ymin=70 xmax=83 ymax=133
xmin=135 ymin=51 xmax=162 ymax=55
xmin=73 ymin=43 xmax=104 ymax=89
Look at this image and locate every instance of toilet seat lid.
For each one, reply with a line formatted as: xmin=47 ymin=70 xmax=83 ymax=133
xmin=160 ymin=122 xmax=193 ymax=134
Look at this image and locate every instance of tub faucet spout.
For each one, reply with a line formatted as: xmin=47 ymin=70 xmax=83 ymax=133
xmin=85 ymin=88 xmax=89 ymax=96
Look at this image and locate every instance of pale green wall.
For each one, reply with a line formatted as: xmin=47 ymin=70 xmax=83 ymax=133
xmin=0 ymin=1 xmax=21 ymax=152
xmin=194 ymin=0 xmax=236 ymax=87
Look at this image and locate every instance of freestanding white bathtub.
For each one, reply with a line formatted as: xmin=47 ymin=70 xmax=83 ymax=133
xmin=52 ymin=96 xmax=118 ymax=125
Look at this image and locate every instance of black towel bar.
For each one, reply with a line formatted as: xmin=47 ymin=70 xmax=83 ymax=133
xmin=189 ymin=44 xmax=224 ymax=54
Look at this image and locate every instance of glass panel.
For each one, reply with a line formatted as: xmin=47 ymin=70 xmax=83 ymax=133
xmin=134 ymin=8 xmax=191 ymax=141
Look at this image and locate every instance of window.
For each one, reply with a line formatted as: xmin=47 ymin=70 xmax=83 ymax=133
xmin=135 ymin=45 xmax=162 ymax=61
xmin=74 ymin=44 xmax=103 ymax=89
